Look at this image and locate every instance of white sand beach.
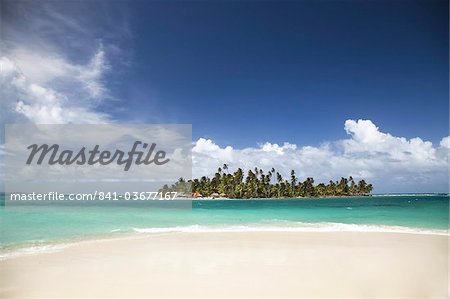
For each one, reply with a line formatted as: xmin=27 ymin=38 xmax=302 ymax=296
xmin=0 ymin=232 xmax=448 ymax=298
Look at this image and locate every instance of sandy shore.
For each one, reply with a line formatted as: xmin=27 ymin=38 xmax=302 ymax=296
xmin=0 ymin=232 xmax=448 ymax=298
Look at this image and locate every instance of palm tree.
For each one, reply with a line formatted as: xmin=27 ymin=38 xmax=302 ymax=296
xmin=290 ymin=170 xmax=297 ymax=195
xmin=276 ymin=172 xmax=283 ymax=197
xmin=166 ymin=166 xmax=373 ymax=199
xmin=357 ymin=179 xmax=367 ymax=195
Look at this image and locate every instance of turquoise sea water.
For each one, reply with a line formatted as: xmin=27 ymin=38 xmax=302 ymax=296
xmin=0 ymin=194 xmax=448 ymax=258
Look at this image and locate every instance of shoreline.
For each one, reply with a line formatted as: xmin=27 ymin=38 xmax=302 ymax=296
xmin=1 ymin=231 xmax=448 ymax=298
xmin=1 ymin=222 xmax=448 ymax=261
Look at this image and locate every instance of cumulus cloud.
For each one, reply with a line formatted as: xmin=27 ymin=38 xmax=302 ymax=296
xmin=193 ymin=119 xmax=449 ymax=193
xmin=261 ymin=142 xmax=297 ymax=155
xmin=440 ymin=136 xmax=450 ymax=149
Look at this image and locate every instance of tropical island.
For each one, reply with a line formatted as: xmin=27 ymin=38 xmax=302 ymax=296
xmin=161 ymin=165 xmax=373 ymax=198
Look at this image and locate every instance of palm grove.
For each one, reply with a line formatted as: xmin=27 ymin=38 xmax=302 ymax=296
xmin=162 ymin=165 xmax=373 ymax=198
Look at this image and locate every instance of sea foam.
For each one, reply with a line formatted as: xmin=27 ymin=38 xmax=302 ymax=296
xmin=132 ymin=222 xmax=448 ymax=236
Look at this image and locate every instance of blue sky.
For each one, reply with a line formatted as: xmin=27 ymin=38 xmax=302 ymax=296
xmin=1 ymin=0 xmax=449 ymax=192
xmin=105 ymin=0 xmax=448 ymax=148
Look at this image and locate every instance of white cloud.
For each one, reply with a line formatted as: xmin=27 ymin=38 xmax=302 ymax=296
xmin=261 ymin=142 xmax=297 ymax=155
xmin=0 ymin=0 xmax=131 ymax=128
xmin=440 ymin=136 xmax=450 ymax=149
xmin=8 ymin=46 xmax=109 ymax=101
xmin=0 ymin=2 xmax=124 ymax=188
xmin=1 ymin=57 xmax=110 ymax=125
xmin=192 ymin=119 xmax=449 ymax=193
xmin=342 ymin=120 xmax=438 ymax=165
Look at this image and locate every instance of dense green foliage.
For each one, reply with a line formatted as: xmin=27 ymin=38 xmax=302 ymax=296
xmin=162 ymin=165 xmax=373 ymax=198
